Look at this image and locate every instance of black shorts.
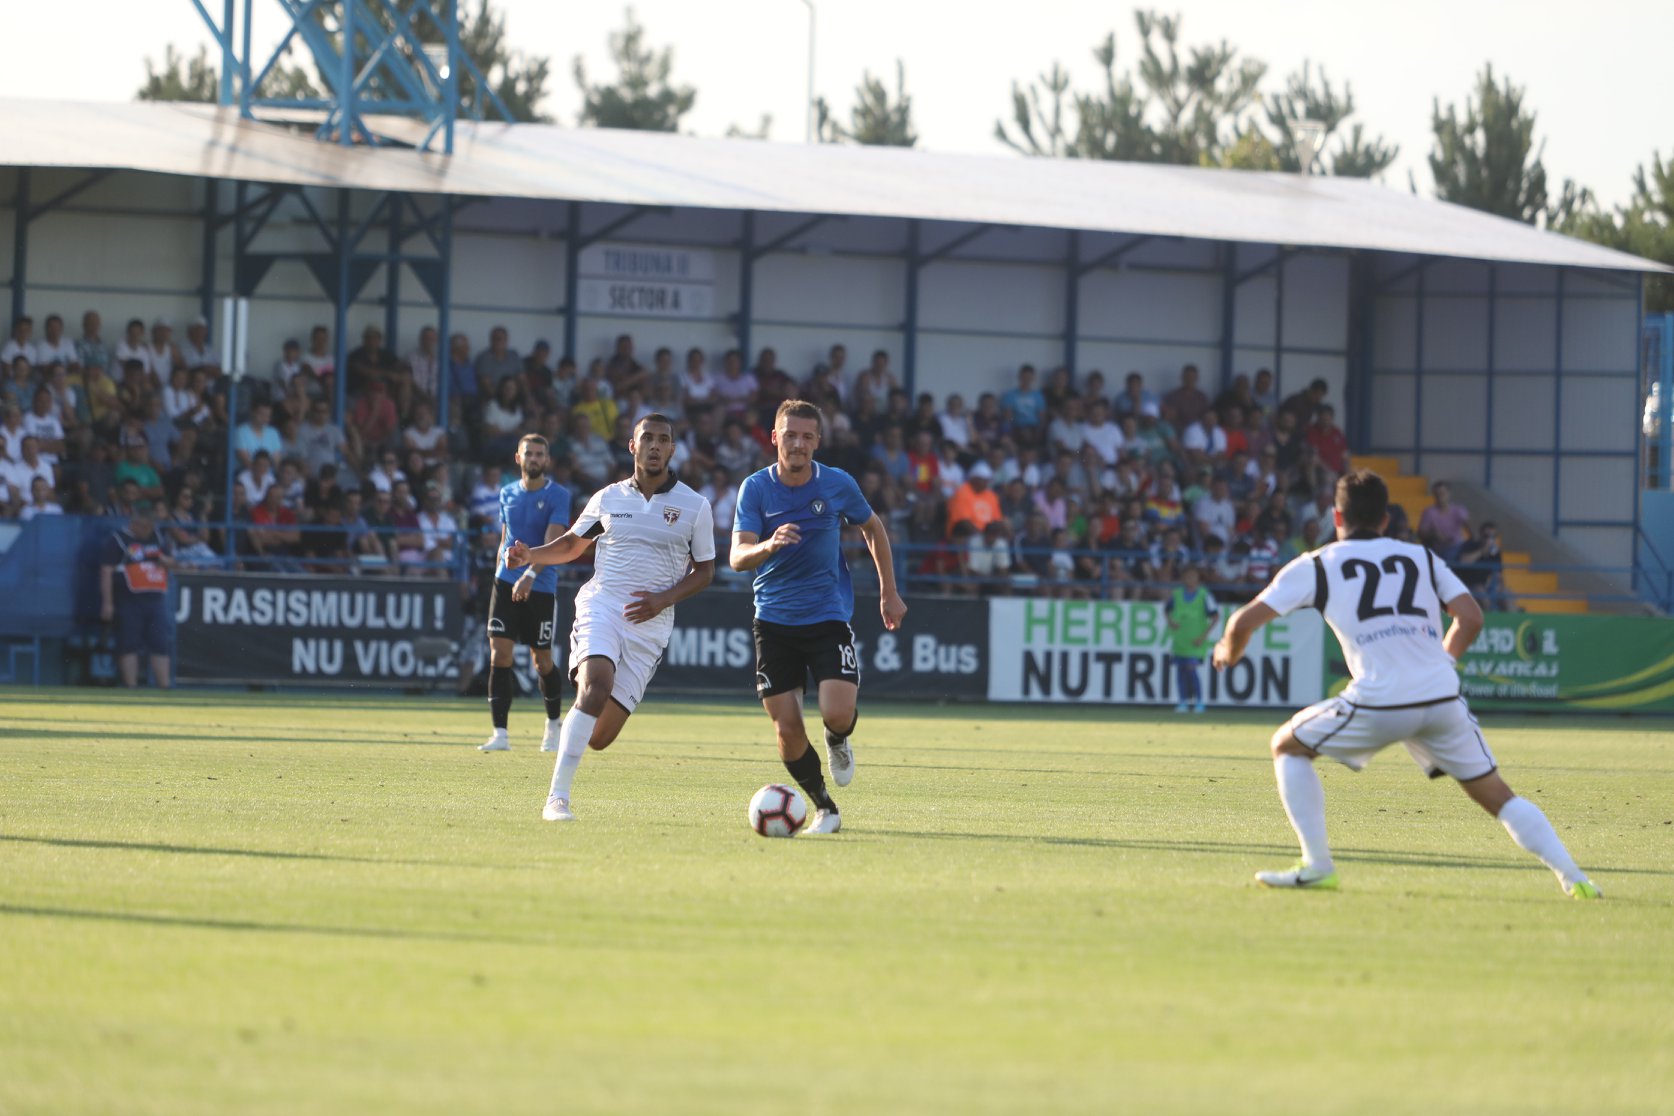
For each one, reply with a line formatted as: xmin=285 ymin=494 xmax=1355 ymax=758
xmin=116 ymin=594 xmax=172 ymax=656
xmin=753 ymin=619 xmax=860 ymax=699
xmin=487 ymin=580 xmax=557 ymax=649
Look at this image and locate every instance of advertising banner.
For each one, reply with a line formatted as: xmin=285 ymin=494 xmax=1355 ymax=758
xmin=1452 ymin=613 xmax=1674 ymax=713
xmin=574 ymin=243 xmax=716 ymax=319
xmin=986 ymin=598 xmax=1324 ymax=708
xmin=175 ymin=573 xmax=461 ymax=685
xmin=553 ymin=590 xmax=988 ymax=701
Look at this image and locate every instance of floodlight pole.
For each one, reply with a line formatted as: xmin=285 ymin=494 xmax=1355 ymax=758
xmin=799 ymin=0 xmax=816 ymax=142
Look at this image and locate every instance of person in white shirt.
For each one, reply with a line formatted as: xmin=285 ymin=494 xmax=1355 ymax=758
xmin=113 ymin=319 xmax=154 ymax=382
xmin=22 ymin=388 xmax=66 ymax=466
xmin=1081 ymin=398 xmax=1124 ymax=465
xmin=180 ymin=317 xmax=219 ymax=371
xmin=271 ymin=339 xmax=305 ymax=397
xmin=404 ymin=325 xmax=440 ymax=402
xmin=825 ymin=343 xmax=850 ymax=404
xmin=507 ymin=413 xmax=716 ymax=822
xmin=1181 ymin=409 xmax=1228 ymax=463
xmin=1047 ymin=398 xmax=1088 ymax=455
xmin=413 ymin=482 xmax=459 ymax=577
xmin=20 ymin=476 xmax=63 ymax=519
xmin=36 ymin=314 xmax=78 ymax=367
xmin=1 ymin=316 xmax=39 ymax=367
xmin=402 ymin=401 xmax=448 ymax=470
xmin=938 ymin=393 xmax=971 ymax=449
xmin=0 ymin=404 xmax=26 ymax=464
xmin=147 ymin=319 xmax=180 ymax=385
xmin=1 ymin=437 xmax=55 ymax=506
xmin=1213 ymin=468 xmax=1599 ymax=899
xmin=1192 ymin=477 xmax=1237 ymax=546
xmin=237 ymin=451 xmax=277 ymax=507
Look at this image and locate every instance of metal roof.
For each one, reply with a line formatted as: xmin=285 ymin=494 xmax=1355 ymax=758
xmin=3 ymin=97 xmax=1664 ymax=273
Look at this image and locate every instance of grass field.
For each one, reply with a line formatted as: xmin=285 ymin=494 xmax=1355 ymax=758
xmin=2 ymin=687 xmax=1672 ymax=1115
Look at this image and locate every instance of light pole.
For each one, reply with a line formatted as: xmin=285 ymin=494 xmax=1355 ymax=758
xmin=798 ymin=0 xmax=816 ymax=142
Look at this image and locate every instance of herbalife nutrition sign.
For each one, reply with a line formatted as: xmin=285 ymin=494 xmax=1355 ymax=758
xmin=575 ymin=243 xmax=716 ymax=319
xmin=986 ymin=599 xmax=1324 ymax=708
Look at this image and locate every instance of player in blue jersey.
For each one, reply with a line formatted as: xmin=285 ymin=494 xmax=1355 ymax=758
xmin=480 ymin=433 xmax=574 ymax=753
xmin=731 ymin=399 xmax=907 ymax=834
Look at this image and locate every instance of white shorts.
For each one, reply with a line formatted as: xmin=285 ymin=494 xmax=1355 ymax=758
xmin=568 ymin=602 xmax=667 ymax=714
xmin=1280 ymin=694 xmax=1497 ymax=782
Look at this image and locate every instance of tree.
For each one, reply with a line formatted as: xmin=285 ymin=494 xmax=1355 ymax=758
xmin=135 ymin=0 xmax=550 ymax=123
xmin=1553 ymin=153 xmax=1674 ymax=313
xmin=1239 ymin=62 xmax=1397 ymax=177
xmin=816 ymin=60 xmax=918 ymax=147
xmin=1427 ymin=64 xmax=1547 ymax=223
xmin=137 ymin=44 xmax=220 ymax=104
xmin=574 ymin=8 xmax=695 ymax=132
xmin=995 ymin=11 xmax=1263 ymax=166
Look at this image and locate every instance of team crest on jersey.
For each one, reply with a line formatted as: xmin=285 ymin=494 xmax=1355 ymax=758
xmin=812 ymin=499 xmax=826 ymax=515
xmin=537 ymin=500 xmax=545 ymax=510
xmin=663 ymin=507 xmax=682 ymax=525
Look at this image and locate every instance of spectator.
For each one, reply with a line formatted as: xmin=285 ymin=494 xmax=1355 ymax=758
xmin=403 ymin=401 xmax=448 ymax=471
xmin=605 ymin=333 xmax=646 ymax=395
xmin=1 ymin=435 xmax=52 ymax=508
xmin=303 ymin=325 xmax=336 ymax=382
xmin=567 ymin=413 xmax=613 ymax=491
xmin=147 ymin=319 xmax=181 ymax=386
xmin=1255 ymin=490 xmax=1294 ymax=542
xmin=1114 ymin=371 xmax=1158 ymax=419
xmin=906 ymin=392 xmax=944 ymax=444
xmin=114 ymin=430 xmax=165 ymax=505
xmin=1251 ymin=368 xmax=1278 ymax=415
xmin=248 ymin=484 xmax=302 ymax=565
xmin=1245 ymin=529 xmax=1281 ymax=584
xmin=270 ymin=339 xmax=306 ymax=400
xmin=300 ymin=496 xmax=352 ymax=572
xmin=1000 ymin=364 xmax=1046 ymax=438
xmin=905 ymin=430 xmax=939 ymax=495
xmin=233 ymin=400 xmax=282 ymax=468
xmin=447 ymin=333 xmax=478 ymax=413
xmin=1418 ymin=481 xmax=1471 ymax=561
xmin=967 ymin=519 xmax=1014 ymax=592
xmin=297 ymin=397 xmax=354 ymax=479
xmin=1280 ymin=377 xmax=1330 ymax=428
xmin=1457 ymin=522 xmax=1508 ymax=611
xmin=2 ymin=316 xmax=38 ymax=366
xmin=947 ymin=461 xmax=1001 ymax=535
xmin=138 ymin=396 xmax=177 ymax=472
xmin=713 ymin=348 xmax=756 ymax=420
xmin=367 ymin=450 xmax=406 ymax=495
xmin=521 ymin=339 xmax=555 ymax=408
xmin=1049 ymin=397 xmax=1088 ymax=455
xmin=571 ymin=376 xmax=618 ymax=440
xmin=936 ymin=439 xmax=967 ymax=500
xmin=348 ymin=378 xmax=400 ymax=453
xmin=37 ymin=314 xmax=77 ymax=367
xmin=1193 ymin=477 xmax=1236 ymax=546
xmin=870 ymin=425 xmax=911 ymax=485
xmin=237 ymin=450 xmax=278 ymax=506
xmin=181 ymin=316 xmax=218 ymax=372
xmin=1180 ymin=408 xmax=1227 ymax=465
xmin=413 ymin=482 xmax=459 ymax=577
xmin=1082 ymin=398 xmax=1123 ymax=465
xmin=18 ymin=475 xmax=62 ymax=519
xmin=113 ymin=318 xmax=153 ymax=382
xmin=406 ymin=325 xmax=441 ymax=403
xmin=1163 ymin=364 xmax=1211 ymax=429
xmin=23 ymin=387 xmax=67 ymax=465
xmin=937 ymin=393 xmax=972 ymax=449
xmin=716 ymin=419 xmax=760 ymax=476
xmin=1306 ymin=403 xmax=1349 ymax=475
xmin=1215 ymin=373 xmax=1255 ymax=419
xmin=76 ymin=311 xmax=109 ymax=376
xmin=681 ymin=347 xmax=715 ymax=411
xmin=853 ymin=349 xmax=899 ymax=411
xmin=971 ymin=392 xmax=1006 ymax=445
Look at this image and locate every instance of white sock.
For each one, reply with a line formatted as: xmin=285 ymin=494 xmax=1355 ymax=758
xmin=548 ymin=709 xmax=597 ymax=801
xmin=1274 ymin=754 xmax=1333 ymax=873
xmin=1498 ymin=796 xmax=1586 ymax=885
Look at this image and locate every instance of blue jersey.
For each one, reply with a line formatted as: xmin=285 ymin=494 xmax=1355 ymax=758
xmin=734 ymin=463 xmax=874 ymax=626
xmin=496 ymin=478 xmax=572 ymax=594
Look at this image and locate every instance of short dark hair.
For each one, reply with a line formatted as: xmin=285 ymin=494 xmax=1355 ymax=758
xmin=1336 ymin=469 xmax=1390 ymax=533
xmin=517 ymin=433 xmax=548 ymax=451
xmin=775 ymin=399 xmax=821 ymax=428
xmin=634 ymin=412 xmax=675 ymax=435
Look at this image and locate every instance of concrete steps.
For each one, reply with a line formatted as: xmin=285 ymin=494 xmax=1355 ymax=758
xmin=1348 ymin=455 xmax=1590 ymax=613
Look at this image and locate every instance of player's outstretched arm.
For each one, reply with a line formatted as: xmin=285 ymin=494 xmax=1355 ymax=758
xmin=1212 ymin=601 xmax=1277 ymax=670
xmin=507 ymin=531 xmax=594 ymax=570
xmin=624 ymin=559 xmax=715 ymax=623
xmin=1440 ymin=591 xmax=1483 ymax=661
xmin=857 ymin=513 xmax=907 ymax=630
xmin=730 ymin=525 xmax=799 ymax=572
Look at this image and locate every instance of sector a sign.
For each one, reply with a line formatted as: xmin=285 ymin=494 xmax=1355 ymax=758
xmin=575 ymin=243 xmax=717 ymax=320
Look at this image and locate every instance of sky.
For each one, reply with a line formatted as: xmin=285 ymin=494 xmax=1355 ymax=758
xmin=3 ymin=0 xmax=1669 ymax=208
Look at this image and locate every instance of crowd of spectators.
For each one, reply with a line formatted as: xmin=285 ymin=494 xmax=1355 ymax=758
xmin=3 ymin=305 xmax=1388 ymax=603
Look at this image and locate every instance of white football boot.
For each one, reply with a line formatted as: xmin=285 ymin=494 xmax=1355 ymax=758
xmin=542 ymin=796 xmax=576 ymax=822
xmin=479 ymin=729 xmax=510 ymax=752
xmin=805 ymin=808 xmax=842 ymax=835
xmin=824 ymin=729 xmax=855 ymax=787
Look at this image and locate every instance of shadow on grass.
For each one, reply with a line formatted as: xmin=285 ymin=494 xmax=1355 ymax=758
xmin=860 ymin=828 xmax=1674 ymax=877
xmin=2 ymin=727 xmax=461 ymax=748
xmin=0 ymin=833 xmax=502 ymax=871
xmin=0 ymin=902 xmax=522 ymax=944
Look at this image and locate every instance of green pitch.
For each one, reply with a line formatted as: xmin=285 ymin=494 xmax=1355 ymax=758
xmin=2 ymin=688 xmax=1671 ymax=1115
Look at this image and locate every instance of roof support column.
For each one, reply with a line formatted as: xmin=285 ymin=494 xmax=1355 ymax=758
xmin=738 ymin=211 xmax=755 ymax=368
xmin=1484 ymin=265 xmax=1497 ymax=489
xmin=1552 ymin=268 xmax=1565 ymax=534
xmin=562 ymin=202 xmax=581 ymax=363
xmin=1413 ymin=261 xmax=1428 ymax=476
xmin=903 ymin=219 xmax=921 ymax=398
xmin=385 ymin=193 xmax=403 ymax=352
xmin=1273 ymin=247 xmax=1289 ymax=404
xmin=436 ymin=194 xmax=453 ymax=429
xmin=199 ymin=179 xmax=219 ymax=328
xmin=10 ymin=167 xmax=29 ymax=325
xmin=334 ymin=188 xmax=351 ymax=424
xmin=1217 ymin=243 xmax=1236 ymax=394
xmin=1062 ymin=231 xmax=1080 ymax=377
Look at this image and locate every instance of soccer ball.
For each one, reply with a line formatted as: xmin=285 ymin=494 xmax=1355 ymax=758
xmin=748 ymin=784 xmax=808 ymax=838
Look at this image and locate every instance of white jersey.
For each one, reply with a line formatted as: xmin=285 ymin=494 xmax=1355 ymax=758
xmin=1255 ymin=536 xmax=1469 ymax=707
xmin=572 ymin=473 xmax=716 ymax=643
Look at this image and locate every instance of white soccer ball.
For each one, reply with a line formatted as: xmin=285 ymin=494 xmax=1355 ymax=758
xmin=748 ymin=783 xmax=808 ymax=838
